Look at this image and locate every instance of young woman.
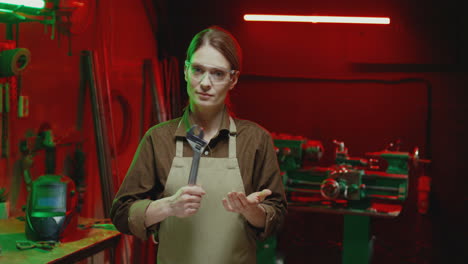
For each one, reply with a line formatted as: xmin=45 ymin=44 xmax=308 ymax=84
xmin=111 ymin=26 xmax=287 ymax=264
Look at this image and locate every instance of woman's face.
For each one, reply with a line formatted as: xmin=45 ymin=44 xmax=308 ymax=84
xmin=185 ymin=45 xmax=238 ymax=110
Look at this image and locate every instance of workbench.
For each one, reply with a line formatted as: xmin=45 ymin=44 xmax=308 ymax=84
xmin=0 ymin=217 xmax=121 ymax=264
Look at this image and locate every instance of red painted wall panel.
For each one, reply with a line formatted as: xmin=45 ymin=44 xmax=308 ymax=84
xmin=0 ymin=0 xmax=159 ymax=219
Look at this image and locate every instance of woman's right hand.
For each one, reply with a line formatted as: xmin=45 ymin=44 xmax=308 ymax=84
xmin=168 ymin=185 xmax=206 ymax=218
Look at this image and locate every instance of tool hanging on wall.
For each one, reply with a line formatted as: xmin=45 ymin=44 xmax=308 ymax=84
xmin=140 ymin=59 xmax=167 ymax=139
xmin=161 ymin=56 xmax=180 ymax=120
xmin=0 ymin=40 xmax=31 ymax=158
xmin=0 ymin=82 xmax=10 ymax=158
xmin=78 ymin=50 xmax=116 ymax=218
xmin=0 ymin=1 xmax=87 ymax=55
xmin=0 ymin=47 xmax=31 ymax=77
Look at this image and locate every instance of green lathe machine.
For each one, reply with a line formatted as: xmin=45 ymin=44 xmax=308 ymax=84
xmin=271 ymin=133 xmax=429 ymax=264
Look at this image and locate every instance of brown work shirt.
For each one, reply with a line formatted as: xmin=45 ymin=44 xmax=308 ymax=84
xmin=110 ymin=108 xmax=287 ymax=241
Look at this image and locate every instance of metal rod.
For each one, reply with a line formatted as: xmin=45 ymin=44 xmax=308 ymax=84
xmin=1 ymin=83 xmax=10 ymax=158
xmin=81 ymin=50 xmax=114 ymax=218
xmin=288 ymin=178 xmax=400 ymax=192
xmin=148 ymin=60 xmax=163 ymax=124
xmin=140 ymin=61 xmax=148 ymax=140
xmin=6 ymin=23 xmax=13 ymax=40
xmin=367 ymin=195 xmax=401 ymax=200
xmin=77 ymin=57 xmax=87 ymax=131
xmin=287 ymin=179 xmax=321 ymax=187
xmin=364 ymin=185 xmax=399 ymax=192
xmin=285 ymin=187 xmax=321 ymax=194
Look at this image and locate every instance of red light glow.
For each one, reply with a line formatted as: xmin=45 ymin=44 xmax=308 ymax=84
xmin=244 ymin=14 xmax=390 ymax=25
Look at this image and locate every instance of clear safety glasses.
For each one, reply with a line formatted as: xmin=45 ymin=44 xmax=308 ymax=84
xmin=185 ymin=61 xmax=238 ymax=84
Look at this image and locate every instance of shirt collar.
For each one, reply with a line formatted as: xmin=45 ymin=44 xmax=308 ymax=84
xmin=174 ymin=106 xmax=231 ymax=138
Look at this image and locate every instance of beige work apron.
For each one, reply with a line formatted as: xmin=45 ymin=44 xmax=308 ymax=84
xmin=157 ymin=118 xmax=256 ymax=264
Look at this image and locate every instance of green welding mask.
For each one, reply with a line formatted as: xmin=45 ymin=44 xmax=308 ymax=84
xmin=25 ymin=174 xmax=77 ymax=241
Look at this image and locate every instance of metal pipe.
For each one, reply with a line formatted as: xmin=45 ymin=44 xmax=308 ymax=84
xmin=287 ymin=179 xmax=321 ymax=187
xmin=364 ymin=186 xmax=400 ymax=192
xmin=285 ymin=187 xmax=321 ymax=194
xmin=81 ymin=50 xmax=114 ymax=218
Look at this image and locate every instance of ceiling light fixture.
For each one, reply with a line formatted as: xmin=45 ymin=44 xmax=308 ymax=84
xmin=0 ymin=0 xmax=45 ymax=9
xmin=244 ymin=14 xmax=390 ymax=25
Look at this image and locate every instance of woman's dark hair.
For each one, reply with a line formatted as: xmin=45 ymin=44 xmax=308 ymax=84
xmin=186 ymin=26 xmax=242 ymax=72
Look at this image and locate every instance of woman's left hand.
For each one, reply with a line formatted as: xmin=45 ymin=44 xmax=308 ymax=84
xmin=222 ymin=189 xmax=272 ymax=215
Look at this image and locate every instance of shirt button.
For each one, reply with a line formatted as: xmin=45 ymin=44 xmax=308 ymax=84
xmin=204 ymin=151 xmax=209 ymax=155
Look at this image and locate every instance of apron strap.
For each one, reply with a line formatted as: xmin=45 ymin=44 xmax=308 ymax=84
xmin=175 ymin=117 xmax=237 ymax=158
xmin=176 ymin=139 xmax=184 ymax=157
xmin=228 ymin=117 xmax=237 ymax=159
xmin=176 ymin=120 xmax=184 ymax=157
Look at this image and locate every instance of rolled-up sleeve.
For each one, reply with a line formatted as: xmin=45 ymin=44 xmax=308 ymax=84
xmin=110 ymin=131 xmax=162 ymax=241
xmin=248 ymin=131 xmax=287 ymax=240
xmin=128 ymin=199 xmax=153 ymax=240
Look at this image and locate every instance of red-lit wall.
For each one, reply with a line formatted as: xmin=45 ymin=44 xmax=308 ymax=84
xmin=0 ymin=0 xmax=158 ymax=220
